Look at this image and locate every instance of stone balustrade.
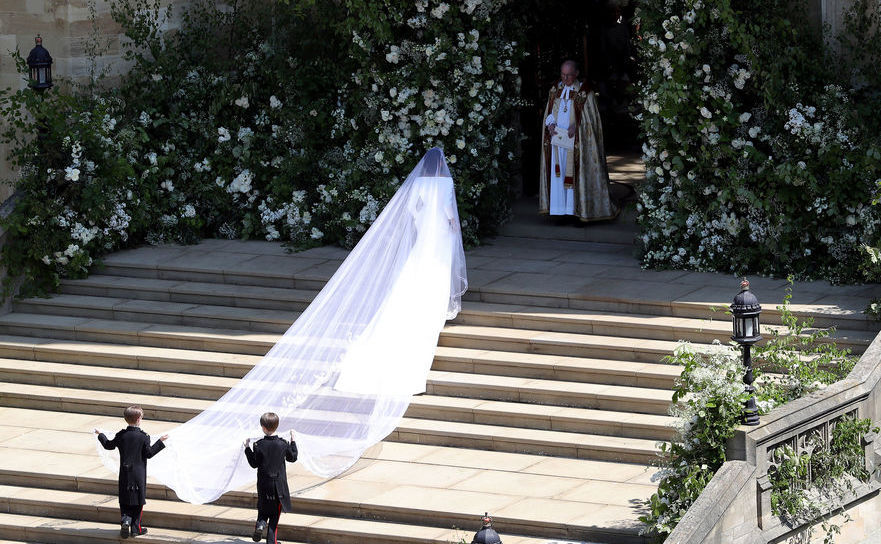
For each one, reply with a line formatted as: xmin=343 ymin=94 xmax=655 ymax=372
xmin=667 ymin=331 xmax=881 ymax=543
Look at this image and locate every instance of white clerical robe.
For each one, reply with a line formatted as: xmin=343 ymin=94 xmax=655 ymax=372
xmin=545 ymin=85 xmax=576 ymax=215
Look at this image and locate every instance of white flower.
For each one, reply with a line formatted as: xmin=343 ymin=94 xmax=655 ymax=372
xmin=269 ymin=95 xmax=282 ymax=109
xmin=41 ymin=255 xmax=51 ymax=265
xmin=146 ymin=152 xmax=158 ymax=165
xmin=430 ymin=3 xmax=449 ymax=18
xmin=748 ymin=126 xmax=761 ymax=138
xmin=64 ymin=243 xmax=80 ymax=258
xmin=797 ymin=161 xmax=806 ymax=170
xmin=665 ymin=31 xmax=674 ymax=40
xmin=739 ymin=112 xmax=751 ymax=123
xmin=448 ymin=154 xmax=457 ymax=164
xmin=456 ymin=139 xmax=466 ymax=149
xmin=235 ymin=96 xmax=249 ymax=108
xmin=237 ymin=127 xmax=254 ymax=141
xmin=310 ymin=227 xmax=323 ymax=240
xmin=151 ymin=74 xmax=162 ymax=82
xmin=374 ymin=151 xmax=384 ymax=162
xmin=64 ymin=166 xmax=80 ymax=182
xmin=385 ymin=45 xmax=401 ymax=64
xmin=138 ymin=111 xmax=150 ymax=126
xmin=217 ymin=127 xmax=231 ymax=143
xmin=700 ymin=107 xmax=712 ymax=119
xmin=160 ymin=180 xmax=174 ymax=192
xmin=182 ymin=204 xmax=196 ymax=218
xmin=228 ymin=170 xmax=254 ymax=194
xmin=309 ymin=110 xmax=318 ymax=117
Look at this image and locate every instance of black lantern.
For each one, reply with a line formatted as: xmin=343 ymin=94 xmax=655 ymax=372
xmin=26 ymin=35 xmax=53 ymax=91
xmin=730 ymin=279 xmax=762 ymax=426
xmin=472 ymin=513 xmax=502 ymax=544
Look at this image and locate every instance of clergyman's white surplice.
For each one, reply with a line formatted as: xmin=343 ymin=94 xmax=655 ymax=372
xmin=545 ymin=85 xmax=575 ymax=215
xmin=95 ymin=148 xmax=467 ymax=504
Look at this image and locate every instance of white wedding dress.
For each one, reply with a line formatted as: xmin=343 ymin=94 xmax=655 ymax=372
xmin=96 ymin=148 xmax=467 ymax=504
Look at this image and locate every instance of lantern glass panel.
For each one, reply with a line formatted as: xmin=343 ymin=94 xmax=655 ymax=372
xmin=744 ymin=317 xmax=754 ymax=338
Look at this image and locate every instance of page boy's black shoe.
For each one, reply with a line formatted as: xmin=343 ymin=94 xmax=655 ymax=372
xmin=252 ymin=520 xmax=267 ymax=542
xmin=120 ymin=515 xmax=132 ymax=539
xmin=131 ymin=527 xmax=148 ymax=537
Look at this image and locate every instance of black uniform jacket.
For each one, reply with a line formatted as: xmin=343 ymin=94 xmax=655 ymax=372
xmin=98 ymin=426 xmax=166 ymax=506
xmin=245 ymin=435 xmax=299 ymax=512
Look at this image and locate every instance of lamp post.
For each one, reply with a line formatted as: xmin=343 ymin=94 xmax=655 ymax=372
xmin=730 ymin=279 xmax=762 ymax=426
xmin=472 ymin=513 xmax=502 ymax=544
xmin=26 ymin=35 xmax=53 ymax=91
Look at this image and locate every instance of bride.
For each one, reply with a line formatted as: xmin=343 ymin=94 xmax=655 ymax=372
xmin=97 ymin=148 xmax=467 ymax=504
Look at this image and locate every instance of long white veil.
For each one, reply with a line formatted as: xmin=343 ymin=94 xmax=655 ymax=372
xmin=96 ymin=148 xmax=467 ymax=504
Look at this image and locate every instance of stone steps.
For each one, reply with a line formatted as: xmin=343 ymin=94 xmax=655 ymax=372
xmin=0 ymin=486 xmax=547 ymax=544
xmin=11 ymin=235 xmax=873 ymax=544
xmin=61 ymin=274 xmax=879 ymax=342
xmin=0 ymin=356 xmax=675 ymax=435
xmin=13 ymin=291 xmax=874 ymax=358
xmin=0 ymin=514 xmax=281 ymax=544
xmin=0 ymin=407 xmax=655 ymax=543
xmin=0 ymin=381 xmax=663 ymax=462
xmin=0 ymin=311 xmax=687 ymax=363
xmin=93 ymin=246 xmax=881 ymax=331
xmin=0 ymin=335 xmax=682 ymax=388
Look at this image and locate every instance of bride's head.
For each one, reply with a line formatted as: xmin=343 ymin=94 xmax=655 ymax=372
xmin=417 ymin=147 xmax=451 ymax=179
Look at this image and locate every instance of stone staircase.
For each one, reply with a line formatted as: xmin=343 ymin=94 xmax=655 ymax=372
xmin=0 ymin=237 xmax=876 ymax=544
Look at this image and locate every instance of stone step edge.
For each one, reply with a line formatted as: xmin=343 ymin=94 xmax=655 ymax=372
xmin=0 ymin=334 xmax=683 ymax=388
xmin=97 ymin=260 xmax=879 ymax=329
xmin=0 ymin=313 xmax=688 ymax=361
xmin=0 ymin=356 xmax=675 ymax=414
xmin=0 ymin=382 xmax=663 ymax=461
xmin=0 ymin=512 xmax=295 ymax=544
xmin=0 ymin=482 xmax=639 ymax=542
xmin=0 ymin=358 xmax=676 ymax=437
xmin=32 ymin=290 xmax=878 ymax=348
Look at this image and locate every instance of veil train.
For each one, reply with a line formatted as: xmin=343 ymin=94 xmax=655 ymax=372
xmin=96 ymin=148 xmax=467 ymax=504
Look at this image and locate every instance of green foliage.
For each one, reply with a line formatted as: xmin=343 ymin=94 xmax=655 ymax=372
xmin=754 ymin=278 xmax=856 ymax=407
xmin=634 ymin=0 xmax=881 ymax=283
xmin=0 ymin=54 xmax=146 ymax=296
xmin=769 ymin=415 xmax=876 ymax=543
xmin=0 ymin=0 xmax=524 ymax=296
xmin=640 ymin=285 xmax=860 ymax=541
xmin=639 ymin=341 xmax=746 ymax=539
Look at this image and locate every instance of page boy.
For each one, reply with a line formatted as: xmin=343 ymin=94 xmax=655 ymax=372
xmin=94 ymin=405 xmax=168 ymax=539
xmin=244 ymin=412 xmax=298 ymax=543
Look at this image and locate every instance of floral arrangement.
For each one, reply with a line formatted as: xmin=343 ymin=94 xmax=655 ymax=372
xmin=634 ymin=0 xmax=881 ymax=283
xmin=640 ymin=282 xmax=857 ymax=540
xmin=0 ymin=0 xmax=523 ymax=295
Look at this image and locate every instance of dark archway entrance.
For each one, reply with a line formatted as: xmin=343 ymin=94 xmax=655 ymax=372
xmin=515 ymin=0 xmax=641 ymax=198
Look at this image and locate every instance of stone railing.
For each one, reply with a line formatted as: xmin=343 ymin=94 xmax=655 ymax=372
xmin=666 ymin=331 xmax=881 ymax=544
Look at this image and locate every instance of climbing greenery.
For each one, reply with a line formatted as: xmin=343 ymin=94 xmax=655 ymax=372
xmin=640 ymin=282 xmax=861 ymax=541
xmin=634 ymin=0 xmax=881 ymax=283
xmin=768 ymin=415 xmax=876 ymax=543
xmin=0 ymin=0 xmax=523 ymax=296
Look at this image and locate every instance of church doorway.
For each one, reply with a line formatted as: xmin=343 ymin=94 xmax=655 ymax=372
xmin=515 ymin=0 xmax=641 ymax=198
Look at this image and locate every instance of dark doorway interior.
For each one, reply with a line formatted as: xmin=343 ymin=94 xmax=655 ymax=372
xmin=516 ymin=0 xmax=641 ymax=197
